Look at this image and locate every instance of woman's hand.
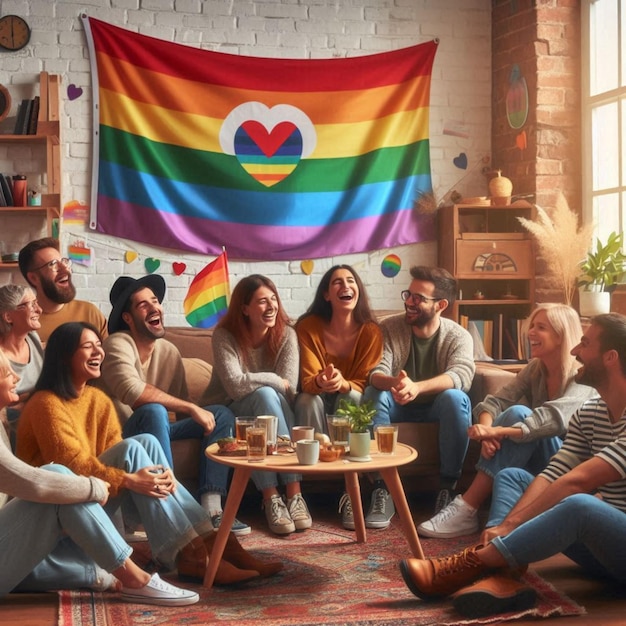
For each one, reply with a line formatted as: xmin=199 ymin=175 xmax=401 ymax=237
xmin=124 ymin=466 xmax=176 ymax=498
xmin=480 ymin=438 xmax=501 ymax=459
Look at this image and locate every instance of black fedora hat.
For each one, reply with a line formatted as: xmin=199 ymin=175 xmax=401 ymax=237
xmin=108 ymin=275 xmax=166 ymax=335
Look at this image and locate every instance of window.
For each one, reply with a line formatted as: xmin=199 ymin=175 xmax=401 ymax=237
xmin=583 ymin=0 xmax=626 ymax=243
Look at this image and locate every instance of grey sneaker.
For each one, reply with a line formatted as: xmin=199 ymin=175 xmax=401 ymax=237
xmin=338 ymin=492 xmax=355 ymax=530
xmin=121 ymin=573 xmax=199 ymax=606
xmin=211 ymin=513 xmax=251 ymax=536
xmin=365 ymin=487 xmax=395 ymax=529
xmin=434 ymin=488 xmax=454 ymax=515
xmin=287 ymin=493 xmax=312 ymax=530
xmin=263 ymin=494 xmax=295 ymax=535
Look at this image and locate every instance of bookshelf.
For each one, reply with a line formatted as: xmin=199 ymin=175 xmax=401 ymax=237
xmin=437 ymin=201 xmax=536 ymax=361
xmin=0 ymin=72 xmax=61 ymax=269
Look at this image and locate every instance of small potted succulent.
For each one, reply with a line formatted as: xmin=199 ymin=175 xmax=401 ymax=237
xmin=336 ymin=399 xmax=377 ymax=459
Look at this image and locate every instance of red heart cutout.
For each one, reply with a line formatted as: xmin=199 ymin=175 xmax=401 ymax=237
xmin=173 ymin=262 xmax=186 ymax=276
xmin=241 ymin=121 xmax=297 ymax=157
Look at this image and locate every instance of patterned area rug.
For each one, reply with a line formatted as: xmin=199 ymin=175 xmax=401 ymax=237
xmin=58 ymin=518 xmax=585 ymax=626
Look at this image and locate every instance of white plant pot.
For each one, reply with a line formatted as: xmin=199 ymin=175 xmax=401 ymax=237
xmin=579 ymin=288 xmax=611 ymax=317
xmin=348 ymin=431 xmax=371 ymax=459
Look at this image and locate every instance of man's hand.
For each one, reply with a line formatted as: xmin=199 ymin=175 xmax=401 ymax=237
xmin=124 ymin=465 xmax=177 ymax=498
xmin=188 ymin=405 xmax=216 ymax=434
xmin=391 ymin=370 xmax=419 ymax=405
xmin=480 ymin=438 xmax=501 ymax=459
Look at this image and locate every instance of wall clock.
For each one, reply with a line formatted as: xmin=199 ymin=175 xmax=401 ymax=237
xmin=0 ymin=15 xmax=31 ymax=51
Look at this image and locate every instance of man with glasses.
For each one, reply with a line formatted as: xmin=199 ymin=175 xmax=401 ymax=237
xmin=364 ymin=266 xmax=475 ymax=516
xmin=18 ymin=237 xmax=107 ymax=343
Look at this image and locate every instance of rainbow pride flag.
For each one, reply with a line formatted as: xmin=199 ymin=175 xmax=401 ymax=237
xmin=184 ymin=251 xmax=230 ymax=328
xmin=82 ymin=16 xmax=438 ymax=261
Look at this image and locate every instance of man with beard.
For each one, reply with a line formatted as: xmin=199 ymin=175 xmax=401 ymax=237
xmin=18 ymin=238 xmax=107 ymax=343
xmin=364 ymin=266 xmax=475 ymax=515
xmin=96 ymin=275 xmax=250 ymax=536
xmin=399 ymin=313 xmax=626 ymax=618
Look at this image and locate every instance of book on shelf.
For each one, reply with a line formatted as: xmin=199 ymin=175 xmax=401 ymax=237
xmin=13 ymin=99 xmax=29 ymax=134
xmin=0 ymin=174 xmax=13 ymax=206
xmin=468 ymin=319 xmax=494 ymax=360
xmin=466 ymin=314 xmax=529 ymax=363
xmin=27 ymin=96 xmax=40 ymax=134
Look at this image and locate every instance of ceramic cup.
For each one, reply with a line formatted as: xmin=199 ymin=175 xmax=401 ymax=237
xmin=291 ymin=425 xmax=314 ymax=442
xmin=296 ymin=439 xmax=319 ymax=465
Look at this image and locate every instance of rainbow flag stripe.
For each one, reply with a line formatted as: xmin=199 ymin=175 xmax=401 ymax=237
xmin=184 ymin=252 xmax=230 ymax=328
xmin=83 ymin=16 xmax=438 ymax=260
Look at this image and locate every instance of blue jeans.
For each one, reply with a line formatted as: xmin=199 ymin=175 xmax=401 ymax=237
xmin=100 ymin=433 xmax=213 ymax=569
xmin=487 ymin=468 xmax=626 ymax=582
xmin=1 ymin=464 xmax=131 ymax=595
xmin=364 ymin=386 xmax=471 ymax=482
xmin=230 ymin=387 xmax=301 ymax=492
xmin=122 ymin=402 xmax=234 ymax=497
xmin=476 ymin=405 xmax=563 ymax=479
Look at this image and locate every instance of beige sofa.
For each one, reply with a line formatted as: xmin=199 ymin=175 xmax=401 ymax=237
xmin=165 ymin=325 xmax=516 ymax=495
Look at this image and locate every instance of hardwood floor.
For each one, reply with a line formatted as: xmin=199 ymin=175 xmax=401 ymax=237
xmin=1 ymin=493 xmax=625 ymax=625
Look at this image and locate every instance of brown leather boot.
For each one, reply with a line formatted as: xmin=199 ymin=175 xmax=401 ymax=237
xmin=399 ymin=545 xmax=495 ymax=599
xmin=204 ymin=532 xmax=283 ymax=578
xmin=177 ymin=540 xmax=259 ymax=586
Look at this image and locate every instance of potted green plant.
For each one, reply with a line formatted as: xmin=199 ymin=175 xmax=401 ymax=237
xmin=336 ymin=399 xmax=376 ymax=459
xmin=578 ymin=231 xmax=626 ymax=316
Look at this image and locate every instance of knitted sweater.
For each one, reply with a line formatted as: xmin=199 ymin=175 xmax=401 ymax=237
xmin=370 ymin=314 xmax=475 ymax=392
xmin=96 ymin=332 xmax=187 ymax=423
xmin=200 ymin=326 xmax=299 ymax=407
xmin=16 ymin=386 xmax=127 ymax=496
xmin=0 ymin=422 xmax=107 ymax=510
xmin=296 ymin=316 xmax=383 ymax=394
xmin=38 ymin=300 xmax=108 ymax=344
xmin=473 ymin=358 xmax=598 ymax=442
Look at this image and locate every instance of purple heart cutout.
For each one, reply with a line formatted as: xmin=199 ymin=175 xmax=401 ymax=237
xmin=67 ymin=84 xmax=83 ymax=101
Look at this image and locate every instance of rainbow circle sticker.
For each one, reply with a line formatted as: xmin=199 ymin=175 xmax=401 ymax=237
xmin=381 ymin=254 xmax=401 ymax=277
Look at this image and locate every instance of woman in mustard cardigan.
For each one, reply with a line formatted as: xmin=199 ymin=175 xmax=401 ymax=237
xmin=295 ymin=265 xmax=384 ymax=529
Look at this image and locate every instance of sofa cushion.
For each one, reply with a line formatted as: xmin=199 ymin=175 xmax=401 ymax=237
xmin=183 ymin=357 xmax=213 ymax=405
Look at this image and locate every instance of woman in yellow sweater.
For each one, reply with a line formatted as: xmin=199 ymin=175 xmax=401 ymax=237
xmin=16 ymin=322 xmax=282 ymax=585
xmin=295 ymin=265 xmax=384 ymax=529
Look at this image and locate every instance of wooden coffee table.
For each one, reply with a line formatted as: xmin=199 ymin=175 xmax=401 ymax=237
xmin=203 ymin=441 xmax=424 ymax=588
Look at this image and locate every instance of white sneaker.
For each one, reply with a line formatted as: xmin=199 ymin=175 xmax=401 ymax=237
xmin=264 ymin=494 xmax=295 ymax=535
xmin=287 ymin=493 xmax=312 ymax=530
xmin=417 ymin=495 xmax=479 ymax=538
xmin=121 ymin=573 xmax=199 ymax=606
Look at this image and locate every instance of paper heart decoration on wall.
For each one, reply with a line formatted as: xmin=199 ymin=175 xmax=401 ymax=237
xmin=453 ymin=152 xmax=468 ymax=169
xmin=301 ymin=260 xmax=314 ymax=275
xmin=173 ymin=262 xmax=186 ymax=276
xmin=516 ymin=130 xmax=527 ymax=150
xmin=145 ymin=258 xmax=160 ymax=273
xmin=125 ymin=251 xmax=138 ymax=263
xmin=67 ymin=84 xmax=83 ymax=101
xmin=220 ymin=102 xmax=317 ymax=187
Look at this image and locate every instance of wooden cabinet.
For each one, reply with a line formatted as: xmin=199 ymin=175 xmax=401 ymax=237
xmin=437 ymin=202 xmax=536 ymax=360
xmin=0 ymin=72 xmax=61 ymax=269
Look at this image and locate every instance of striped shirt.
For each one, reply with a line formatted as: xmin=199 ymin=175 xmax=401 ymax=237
xmin=541 ymin=397 xmax=626 ymax=513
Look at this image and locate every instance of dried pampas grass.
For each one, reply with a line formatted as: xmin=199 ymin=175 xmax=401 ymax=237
xmin=517 ymin=192 xmax=593 ymax=306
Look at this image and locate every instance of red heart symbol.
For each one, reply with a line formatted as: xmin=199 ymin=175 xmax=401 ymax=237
xmin=241 ymin=121 xmax=298 ymax=157
xmin=173 ymin=262 xmax=186 ymax=276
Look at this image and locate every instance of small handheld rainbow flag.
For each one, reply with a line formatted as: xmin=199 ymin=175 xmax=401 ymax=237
xmin=183 ymin=251 xmax=230 ymax=328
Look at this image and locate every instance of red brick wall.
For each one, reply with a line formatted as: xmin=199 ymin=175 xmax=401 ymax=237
xmin=492 ymin=0 xmax=582 ymax=301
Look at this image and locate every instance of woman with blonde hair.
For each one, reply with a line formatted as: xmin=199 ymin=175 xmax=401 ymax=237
xmin=200 ymin=274 xmax=310 ymax=536
xmin=418 ymin=303 xmax=597 ymax=539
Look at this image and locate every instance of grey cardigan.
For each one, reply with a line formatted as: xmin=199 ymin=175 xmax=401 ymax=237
xmin=370 ymin=314 xmax=475 ymax=392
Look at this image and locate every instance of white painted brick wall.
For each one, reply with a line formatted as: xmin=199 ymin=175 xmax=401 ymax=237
xmin=0 ymin=0 xmax=491 ymax=326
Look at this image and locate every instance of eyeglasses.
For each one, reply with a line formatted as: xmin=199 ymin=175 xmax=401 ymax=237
xmin=30 ymin=257 xmax=72 ymax=273
xmin=401 ymin=290 xmax=441 ymax=304
xmin=15 ymin=299 xmax=39 ymax=312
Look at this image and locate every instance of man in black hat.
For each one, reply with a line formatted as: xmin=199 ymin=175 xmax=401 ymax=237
xmin=96 ymin=274 xmax=250 ymax=536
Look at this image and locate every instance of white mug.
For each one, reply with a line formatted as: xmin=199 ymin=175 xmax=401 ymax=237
xmin=296 ymin=439 xmax=319 ymax=465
